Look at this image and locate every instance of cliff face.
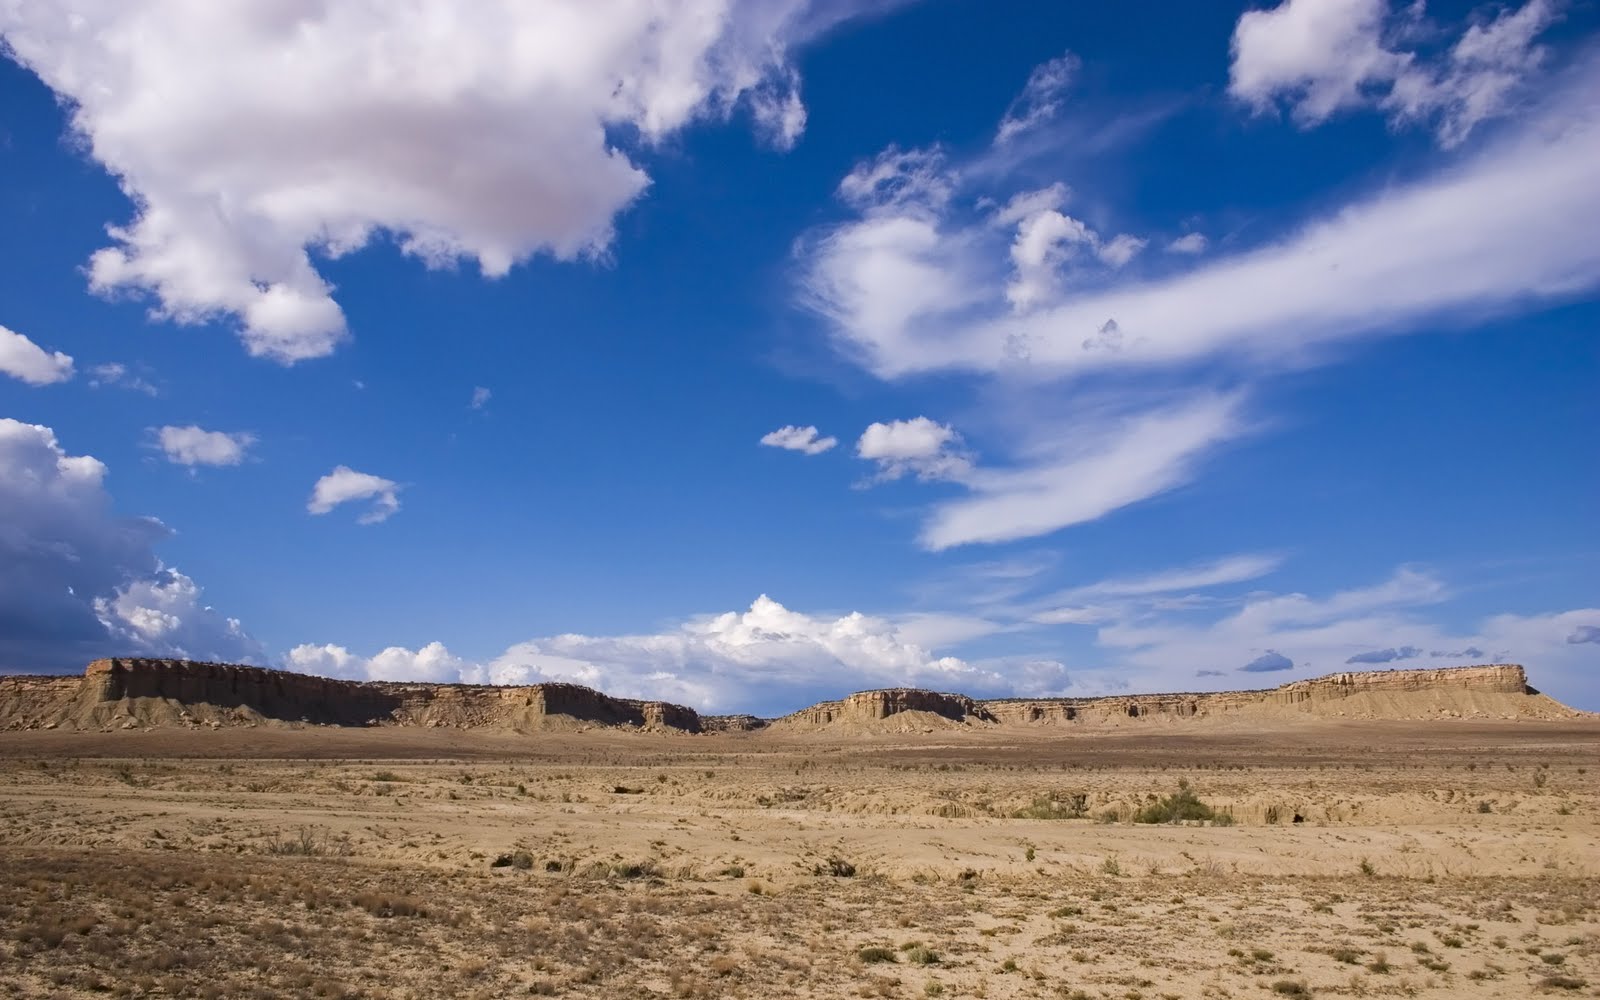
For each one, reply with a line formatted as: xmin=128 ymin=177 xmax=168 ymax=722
xmin=0 ymin=660 xmax=1575 ymax=734
xmin=0 ymin=659 xmax=706 ymax=733
xmin=982 ymin=664 xmax=1545 ymax=726
xmin=779 ymin=689 xmax=997 ymax=728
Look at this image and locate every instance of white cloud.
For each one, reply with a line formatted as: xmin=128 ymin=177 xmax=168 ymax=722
xmin=798 ymin=42 xmax=1598 ymax=552
xmin=1229 ymin=0 xmax=1407 ymax=125
xmin=837 ymin=145 xmax=953 ymax=217
xmin=857 ymin=417 xmax=973 ymax=483
xmin=998 ymin=186 xmax=1148 ymax=310
xmin=1096 ymin=233 xmax=1147 ymax=269
xmin=0 ymin=2 xmax=826 ymax=363
xmin=1229 ymin=0 xmax=1558 ymax=145
xmin=760 ymin=424 xmax=838 ymax=455
xmin=87 ymin=362 xmax=159 ymax=396
xmin=917 ymin=393 xmax=1246 ymax=550
xmin=283 ymin=596 xmax=1002 ymax=713
xmin=1006 ymin=205 xmax=1096 ymax=311
xmin=470 ymin=387 xmax=492 ymax=411
xmin=153 ymin=425 xmax=254 ymax=467
xmin=0 ymin=324 xmax=74 ymax=385
xmin=307 ymin=466 xmax=402 ymax=524
xmin=95 ymin=567 xmax=263 ymax=664
xmin=480 ymin=595 xmax=1058 ymax=714
xmin=995 ymin=52 xmax=1079 ymax=145
xmin=1165 ymin=232 xmax=1209 ymax=255
xmin=286 ymin=641 xmax=469 ymax=684
xmin=806 ymin=66 xmax=1600 ymax=381
xmin=0 ymin=417 xmax=258 ymax=669
xmin=1082 ymin=553 xmax=1284 ymax=598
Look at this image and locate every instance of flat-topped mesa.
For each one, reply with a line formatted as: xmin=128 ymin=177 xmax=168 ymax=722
xmin=1269 ymin=664 xmax=1529 ymax=703
xmin=981 ymin=664 xmax=1543 ymax=725
xmin=779 ymin=688 xmax=996 ymax=728
xmin=5 ymin=658 xmax=706 ymax=733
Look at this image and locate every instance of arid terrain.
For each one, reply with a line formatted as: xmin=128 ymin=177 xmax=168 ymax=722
xmin=0 ymin=662 xmax=1596 ymax=999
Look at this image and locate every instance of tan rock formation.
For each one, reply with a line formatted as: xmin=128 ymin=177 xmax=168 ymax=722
xmin=0 ymin=660 xmax=1580 ymax=734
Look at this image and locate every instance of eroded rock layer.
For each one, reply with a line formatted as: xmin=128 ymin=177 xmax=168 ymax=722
xmin=0 ymin=660 xmax=1580 ymax=734
xmin=0 ymin=658 xmax=707 ymax=733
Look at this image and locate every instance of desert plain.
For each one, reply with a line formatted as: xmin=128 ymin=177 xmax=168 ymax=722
xmin=0 ymin=663 xmax=1596 ymax=999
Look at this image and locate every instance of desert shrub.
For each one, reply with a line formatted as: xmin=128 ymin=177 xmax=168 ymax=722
xmin=859 ymin=946 xmax=897 ymax=964
xmin=901 ymin=943 xmax=938 ymax=965
xmin=1132 ymin=780 xmax=1221 ymax=824
xmin=1539 ymin=975 xmax=1587 ymax=990
xmin=352 ymin=892 xmax=428 ymax=918
xmin=1477 ymin=801 xmax=1493 ymax=814
xmin=1271 ymin=980 xmax=1310 ymax=997
xmin=815 ymin=857 xmax=856 ymax=877
xmin=1012 ymin=793 xmax=1087 ymax=819
xmin=265 ymin=826 xmax=349 ymax=857
xmin=609 ymin=860 xmax=660 ymax=879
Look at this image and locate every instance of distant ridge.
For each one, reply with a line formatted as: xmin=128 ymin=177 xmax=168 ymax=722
xmin=0 ymin=659 xmax=1583 ymax=734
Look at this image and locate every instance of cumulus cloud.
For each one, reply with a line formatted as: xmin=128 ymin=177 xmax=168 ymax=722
xmin=1165 ymin=232 xmax=1209 ymax=255
xmin=998 ymin=185 xmax=1148 ymax=311
xmin=152 ymin=426 xmax=254 ymax=467
xmin=0 ymin=324 xmax=73 ymax=385
xmin=856 ymin=417 xmax=973 ymax=482
xmin=0 ymin=2 xmax=828 ymax=362
xmin=0 ymin=417 xmax=259 ymax=670
xmin=284 ymin=595 xmax=1064 ymax=715
xmin=1241 ymin=650 xmax=1294 ymax=672
xmin=94 ymin=567 xmax=263 ymax=664
xmin=1431 ymin=646 xmax=1484 ymax=659
xmin=760 ymin=424 xmax=838 ymax=455
xmin=307 ymin=467 xmax=402 ymax=524
xmin=1229 ymin=0 xmax=1558 ymax=145
xmin=1345 ymin=645 xmax=1422 ymax=664
xmin=286 ymin=641 xmax=471 ymax=684
xmin=995 ymin=52 xmax=1079 ymax=145
xmin=470 ymin=387 xmax=492 ymax=411
xmin=1568 ymin=625 xmax=1600 ymax=645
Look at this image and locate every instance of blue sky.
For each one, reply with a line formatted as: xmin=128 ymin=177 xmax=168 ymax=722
xmin=1 ymin=0 xmax=1596 ymax=713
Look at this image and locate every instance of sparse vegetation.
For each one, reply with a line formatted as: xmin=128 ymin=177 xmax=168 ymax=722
xmin=1130 ymin=780 xmax=1228 ymax=824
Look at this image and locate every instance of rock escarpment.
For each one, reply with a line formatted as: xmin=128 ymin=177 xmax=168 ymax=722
xmin=778 ymin=689 xmax=996 ymax=729
xmin=0 ymin=658 xmax=708 ymax=733
xmin=0 ymin=660 xmax=1580 ymax=734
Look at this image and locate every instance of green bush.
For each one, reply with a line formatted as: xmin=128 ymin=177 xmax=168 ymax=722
xmin=1132 ymin=780 xmax=1224 ymax=824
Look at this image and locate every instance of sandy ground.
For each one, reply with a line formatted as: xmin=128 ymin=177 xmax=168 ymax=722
xmin=1 ymin=719 xmax=1596 ymax=999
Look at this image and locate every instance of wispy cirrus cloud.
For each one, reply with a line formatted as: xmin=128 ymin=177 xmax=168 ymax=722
xmin=794 ymin=39 xmax=1600 ymax=551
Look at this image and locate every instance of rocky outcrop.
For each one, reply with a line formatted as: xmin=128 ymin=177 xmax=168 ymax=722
xmin=0 ymin=660 xmax=1577 ymax=735
xmin=0 ymin=659 xmax=706 ymax=733
xmin=983 ymin=664 xmax=1551 ymax=725
xmin=778 ymin=689 xmax=997 ymax=728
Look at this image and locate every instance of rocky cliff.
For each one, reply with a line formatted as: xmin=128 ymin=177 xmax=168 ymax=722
xmin=0 ymin=660 xmax=1579 ymax=734
xmin=0 ymin=658 xmax=708 ymax=733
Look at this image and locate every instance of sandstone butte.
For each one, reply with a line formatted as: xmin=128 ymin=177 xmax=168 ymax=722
xmin=0 ymin=659 xmax=1587 ymax=735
